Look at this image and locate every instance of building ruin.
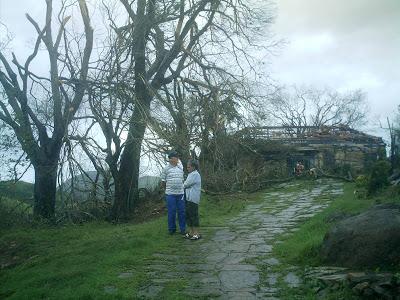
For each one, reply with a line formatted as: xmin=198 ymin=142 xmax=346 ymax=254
xmin=241 ymin=125 xmax=386 ymax=176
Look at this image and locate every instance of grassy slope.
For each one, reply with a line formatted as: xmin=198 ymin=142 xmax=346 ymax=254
xmin=274 ymin=182 xmax=374 ymax=266
xmin=0 ymin=191 xmax=263 ymax=300
xmin=274 ymin=182 xmax=400 ymax=266
xmin=272 ymin=182 xmax=400 ymax=299
xmin=0 ymin=181 xmax=34 ymax=228
xmin=0 ymin=181 xmax=34 ymax=203
xmin=2 ymin=180 xmax=398 ymax=299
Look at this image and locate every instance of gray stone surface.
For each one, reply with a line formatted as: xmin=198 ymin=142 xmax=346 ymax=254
xmin=267 ymin=273 xmax=278 ymax=285
xmin=133 ymin=179 xmax=344 ymax=299
xmin=321 ymin=204 xmax=400 ymax=268
xmin=219 ymin=270 xmax=260 ymax=290
xmin=263 ymin=257 xmax=280 ymax=266
xmin=117 ymin=272 xmax=134 ymax=279
xmin=137 ymin=285 xmax=164 ymax=298
xmin=219 ymin=291 xmax=257 ymax=300
xmin=284 ymin=272 xmax=301 ymax=288
xmin=104 ymin=286 xmax=117 ymax=294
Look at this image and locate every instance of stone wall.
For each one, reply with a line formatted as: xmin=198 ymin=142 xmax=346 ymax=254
xmin=242 ymin=126 xmax=385 ymax=176
xmin=263 ymin=141 xmax=385 ymax=177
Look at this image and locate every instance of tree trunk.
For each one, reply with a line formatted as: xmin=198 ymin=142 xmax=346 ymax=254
xmin=33 ymin=163 xmax=58 ymax=220
xmin=110 ymin=2 xmax=151 ymax=220
xmin=111 ymin=105 xmax=148 ymax=220
xmin=175 ymin=117 xmax=191 ymax=173
xmin=111 ymin=173 xmax=130 ymax=220
xmin=177 ymin=141 xmax=190 ymax=173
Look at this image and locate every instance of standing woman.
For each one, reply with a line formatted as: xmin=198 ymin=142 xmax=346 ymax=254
xmin=184 ymin=159 xmax=202 ymax=240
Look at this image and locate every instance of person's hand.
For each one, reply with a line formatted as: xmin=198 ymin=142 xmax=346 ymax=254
xmin=160 ymin=181 xmax=166 ymax=190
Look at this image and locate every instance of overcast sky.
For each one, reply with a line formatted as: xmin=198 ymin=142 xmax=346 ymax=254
xmin=268 ymin=0 xmax=400 ymax=137
xmin=1 ymin=0 xmax=398 ymax=126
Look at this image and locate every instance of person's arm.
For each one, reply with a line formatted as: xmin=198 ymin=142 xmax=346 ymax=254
xmin=184 ymin=172 xmax=201 ymax=188
xmin=184 ymin=173 xmax=195 ymax=188
xmin=160 ymin=167 xmax=167 ymax=190
xmin=161 ymin=181 xmax=166 ymax=190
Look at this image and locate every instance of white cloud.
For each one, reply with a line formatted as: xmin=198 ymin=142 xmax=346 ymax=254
xmin=339 ymin=72 xmax=383 ymax=91
xmin=291 ymin=33 xmax=335 ymax=53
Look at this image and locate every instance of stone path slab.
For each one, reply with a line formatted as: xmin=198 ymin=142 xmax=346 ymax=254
xmin=135 ymin=179 xmax=344 ymax=299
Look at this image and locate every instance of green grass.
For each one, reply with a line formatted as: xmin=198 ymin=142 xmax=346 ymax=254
xmin=200 ymin=191 xmax=265 ymax=226
xmin=1 ymin=220 xmax=167 ymax=299
xmin=273 ymin=182 xmax=375 ymax=266
xmin=0 ymin=190 xmax=265 ymax=300
xmin=270 ymin=180 xmax=400 ymax=299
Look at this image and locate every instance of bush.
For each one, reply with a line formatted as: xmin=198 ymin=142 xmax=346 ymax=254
xmin=0 ymin=180 xmax=33 ymax=203
xmin=391 ymin=154 xmax=400 ymax=170
xmin=0 ymin=197 xmax=34 ymax=229
xmin=332 ymin=163 xmax=353 ymax=178
xmin=353 ymin=175 xmax=368 ymax=199
xmin=200 ymin=136 xmax=292 ymax=193
xmin=367 ymin=160 xmax=391 ymax=195
xmin=355 ymin=175 xmax=368 ymax=188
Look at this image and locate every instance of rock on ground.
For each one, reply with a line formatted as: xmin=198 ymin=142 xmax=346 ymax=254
xmin=321 ymin=204 xmax=400 ymax=268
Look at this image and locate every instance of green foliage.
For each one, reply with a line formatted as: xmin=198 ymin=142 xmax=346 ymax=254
xmin=392 ymin=155 xmax=400 ymax=169
xmin=353 ymin=175 xmax=368 ymax=198
xmin=0 ymin=197 xmax=33 ymax=229
xmin=377 ymin=146 xmax=387 ymax=161
xmin=367 ymin=160 xmax=391 ymax=195
xmin=355 ymin=175 xmax=368 ymax=188
xmin=0 ymin=181 xmax=34 ymax=204
xmin=368 ymin=184 xmax=400 ymax=205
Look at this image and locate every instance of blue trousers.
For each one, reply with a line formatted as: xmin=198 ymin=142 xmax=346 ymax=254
xmin=166 ymin=194 xmax=186 ymax=233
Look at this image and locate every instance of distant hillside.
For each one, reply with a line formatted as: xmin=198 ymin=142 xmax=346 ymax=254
xmin=0 ymin=180 xmax=34 ymax=203
xmin=61 ymin=171 xmax=161 ymax=201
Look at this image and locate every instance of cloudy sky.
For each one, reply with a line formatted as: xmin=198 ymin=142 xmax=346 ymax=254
xmin=268 ymin=0 xmax=400 ymax=138
xmin=1 ymin=0 xmax=399 ymax=126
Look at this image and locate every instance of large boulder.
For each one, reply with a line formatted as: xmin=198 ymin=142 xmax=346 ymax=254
xmin=321 ymin=204 xmax=400 ymax=268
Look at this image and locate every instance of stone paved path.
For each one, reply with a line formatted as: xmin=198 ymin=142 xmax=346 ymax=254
xmin=137 ymin=179 xmax=344 ymax=299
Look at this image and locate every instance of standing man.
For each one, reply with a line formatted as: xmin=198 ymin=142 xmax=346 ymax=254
xmin=161 ymin=151 xmax=186 ymax=235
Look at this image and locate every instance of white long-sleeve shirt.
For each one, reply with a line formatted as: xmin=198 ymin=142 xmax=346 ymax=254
xmin=184 ymin=170 xmax=201 ymax=204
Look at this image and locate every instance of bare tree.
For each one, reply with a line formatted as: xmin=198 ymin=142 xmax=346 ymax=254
xmin=267 ymin=86 xmax=369 ymax=131
xmin=95 ymin=0 xmax=275 ymax=220
xmin=385 ymin=105 xmax=400 ymax=170
xmin=0 ymin=0 xmax=93 ymax=220
xmin=0 ymin=122 xmax=31 ymax=182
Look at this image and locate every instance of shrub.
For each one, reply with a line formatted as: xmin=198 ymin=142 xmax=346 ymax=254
xmin=355 ymin=175 xmax=368 ymax=188
xmin=367 ymin=160 xmax=391 ymax=195
xmin=391 ymin=154 xmax=400 ymax=170
xmin=353 ymin=175 xmax=369 ymax=199
xmin=0 ymin=197 xmax=34 ymax=229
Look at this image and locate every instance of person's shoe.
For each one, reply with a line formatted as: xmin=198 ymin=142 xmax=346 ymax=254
xmin=183 ymin=233 xmax=191 ymax=239
xmin=190 ymin=234 xmax=201 ymax=240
